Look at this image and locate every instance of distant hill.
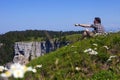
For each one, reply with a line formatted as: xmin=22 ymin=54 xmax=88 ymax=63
xmin=0 ymin=30 xmax=82 ymax=64
xmin=9 ymin=32 xmax=120 ymax=80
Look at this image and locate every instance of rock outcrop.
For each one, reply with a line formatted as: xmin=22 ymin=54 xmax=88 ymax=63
xmin=14 ymin=42 xmax=43 ymax=59
xmin=12 ymin=40 xmax=66 ymax=65
xmin=13 ymin=42 xmax=46 ymax=64
xmin=13 ymin=54 xmax=29 ymax=65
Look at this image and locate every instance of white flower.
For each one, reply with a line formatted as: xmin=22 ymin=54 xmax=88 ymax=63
xmin=22 ymin=65 xmax=28 ymax=72
xmin=10 ymin=63 xmax=26 ymax=78
xmin=35 ymin=64 xmax=42 ymax=68
xmin=84 ymin=48 xmax=92 ymax=53
xmin=32 ymin=69 xmax=37 ymax=73
xmin=93 ymin=43 xmax=98 ymax=46
xmin=10 ymin=63 xmax=20 ymax=71
xmin=94 ymin=48 xmax=97 ymax=50
xmin=84 ymin=48 xmax=98 ymax=55
xmin=107 ymin=58 xmax=112 ymax=61
xmin=4 ymin=67 xmax=8 ymax=71
xmin=10 ymin=63 xmax=29 ymax=73
xmin=0 ymin=63 xmax=35 ymax=78
xmin=0 ymin=63 xmax=42 ymax=78
xmin=0 ymin=66 xmax=5 ymax=72
xmin=27 ymin=67 xmax=33 ymax=71
xmin=12 ymin=69 xmax=24 ymax=78
xmin=1 ymin=71 xmax=12 ymax=77
xmin=75 ymin=67 xmax=80 ymax=71
xmin=103 ymin=46 xmax=109 ymax=50
xmin=89 ymin=50 xmax=98 ymax=55
xmin=107 ymin=55 xmax=117 ymax=62
xmin=109 ymin=56 xmax=117 ymax=59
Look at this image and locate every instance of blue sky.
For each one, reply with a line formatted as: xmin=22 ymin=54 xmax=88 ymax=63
xmin=0 ymin=0 xmax=120 ymax=33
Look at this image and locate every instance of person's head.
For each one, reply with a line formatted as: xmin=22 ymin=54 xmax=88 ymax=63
xmin=94 ymin=17 xmax=101 ymax=24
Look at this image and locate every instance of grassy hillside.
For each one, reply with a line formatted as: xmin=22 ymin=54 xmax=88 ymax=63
xmin=10 ymin=32 xmax=120 ymax=80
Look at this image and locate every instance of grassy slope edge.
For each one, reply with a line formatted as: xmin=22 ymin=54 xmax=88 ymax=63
xmin=10 ymin=33 xmax=120 ymax=80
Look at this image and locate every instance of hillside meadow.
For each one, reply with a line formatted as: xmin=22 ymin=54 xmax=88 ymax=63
xmin=7 ymin=32 xmax=120 ymax=80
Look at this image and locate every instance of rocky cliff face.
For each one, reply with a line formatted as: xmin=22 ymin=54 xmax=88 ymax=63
xmin=13 ymin=42 xmax=46 ymax=64
xmin=12 ymin=40 xmax=64 ymax=65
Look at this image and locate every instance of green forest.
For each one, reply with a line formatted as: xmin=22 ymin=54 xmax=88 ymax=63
xmin=0 ymin=30 xmax=82 ymax=64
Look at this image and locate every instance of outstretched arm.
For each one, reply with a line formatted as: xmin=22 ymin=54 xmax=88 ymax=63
xmin=75 ymin=24 xmax=91 ymax=28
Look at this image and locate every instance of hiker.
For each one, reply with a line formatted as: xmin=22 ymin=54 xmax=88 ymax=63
xmin=75 ymin=17 xmax=105 ymax=39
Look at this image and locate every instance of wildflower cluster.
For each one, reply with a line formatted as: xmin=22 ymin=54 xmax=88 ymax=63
xmin=84 ymin=48 xmax=98 ymax=55
xmin=0 ymin=66 xmax=8 ymax=72
xmin=0 ymin=63 xmax=42 ymax=78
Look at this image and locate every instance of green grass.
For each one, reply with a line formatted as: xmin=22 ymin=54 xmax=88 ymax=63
xmin=10 ymin=33 xmax=120 ymax=80
xmin=65 ymin=34 xmax=81 ymax=43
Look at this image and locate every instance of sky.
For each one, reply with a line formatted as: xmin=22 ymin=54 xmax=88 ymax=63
xmin=0 ymin=0 xmax=120 ymax=34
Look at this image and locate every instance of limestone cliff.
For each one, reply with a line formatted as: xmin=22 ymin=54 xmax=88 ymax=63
xmin=13 ymin=42 xmax=46 ymax=64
